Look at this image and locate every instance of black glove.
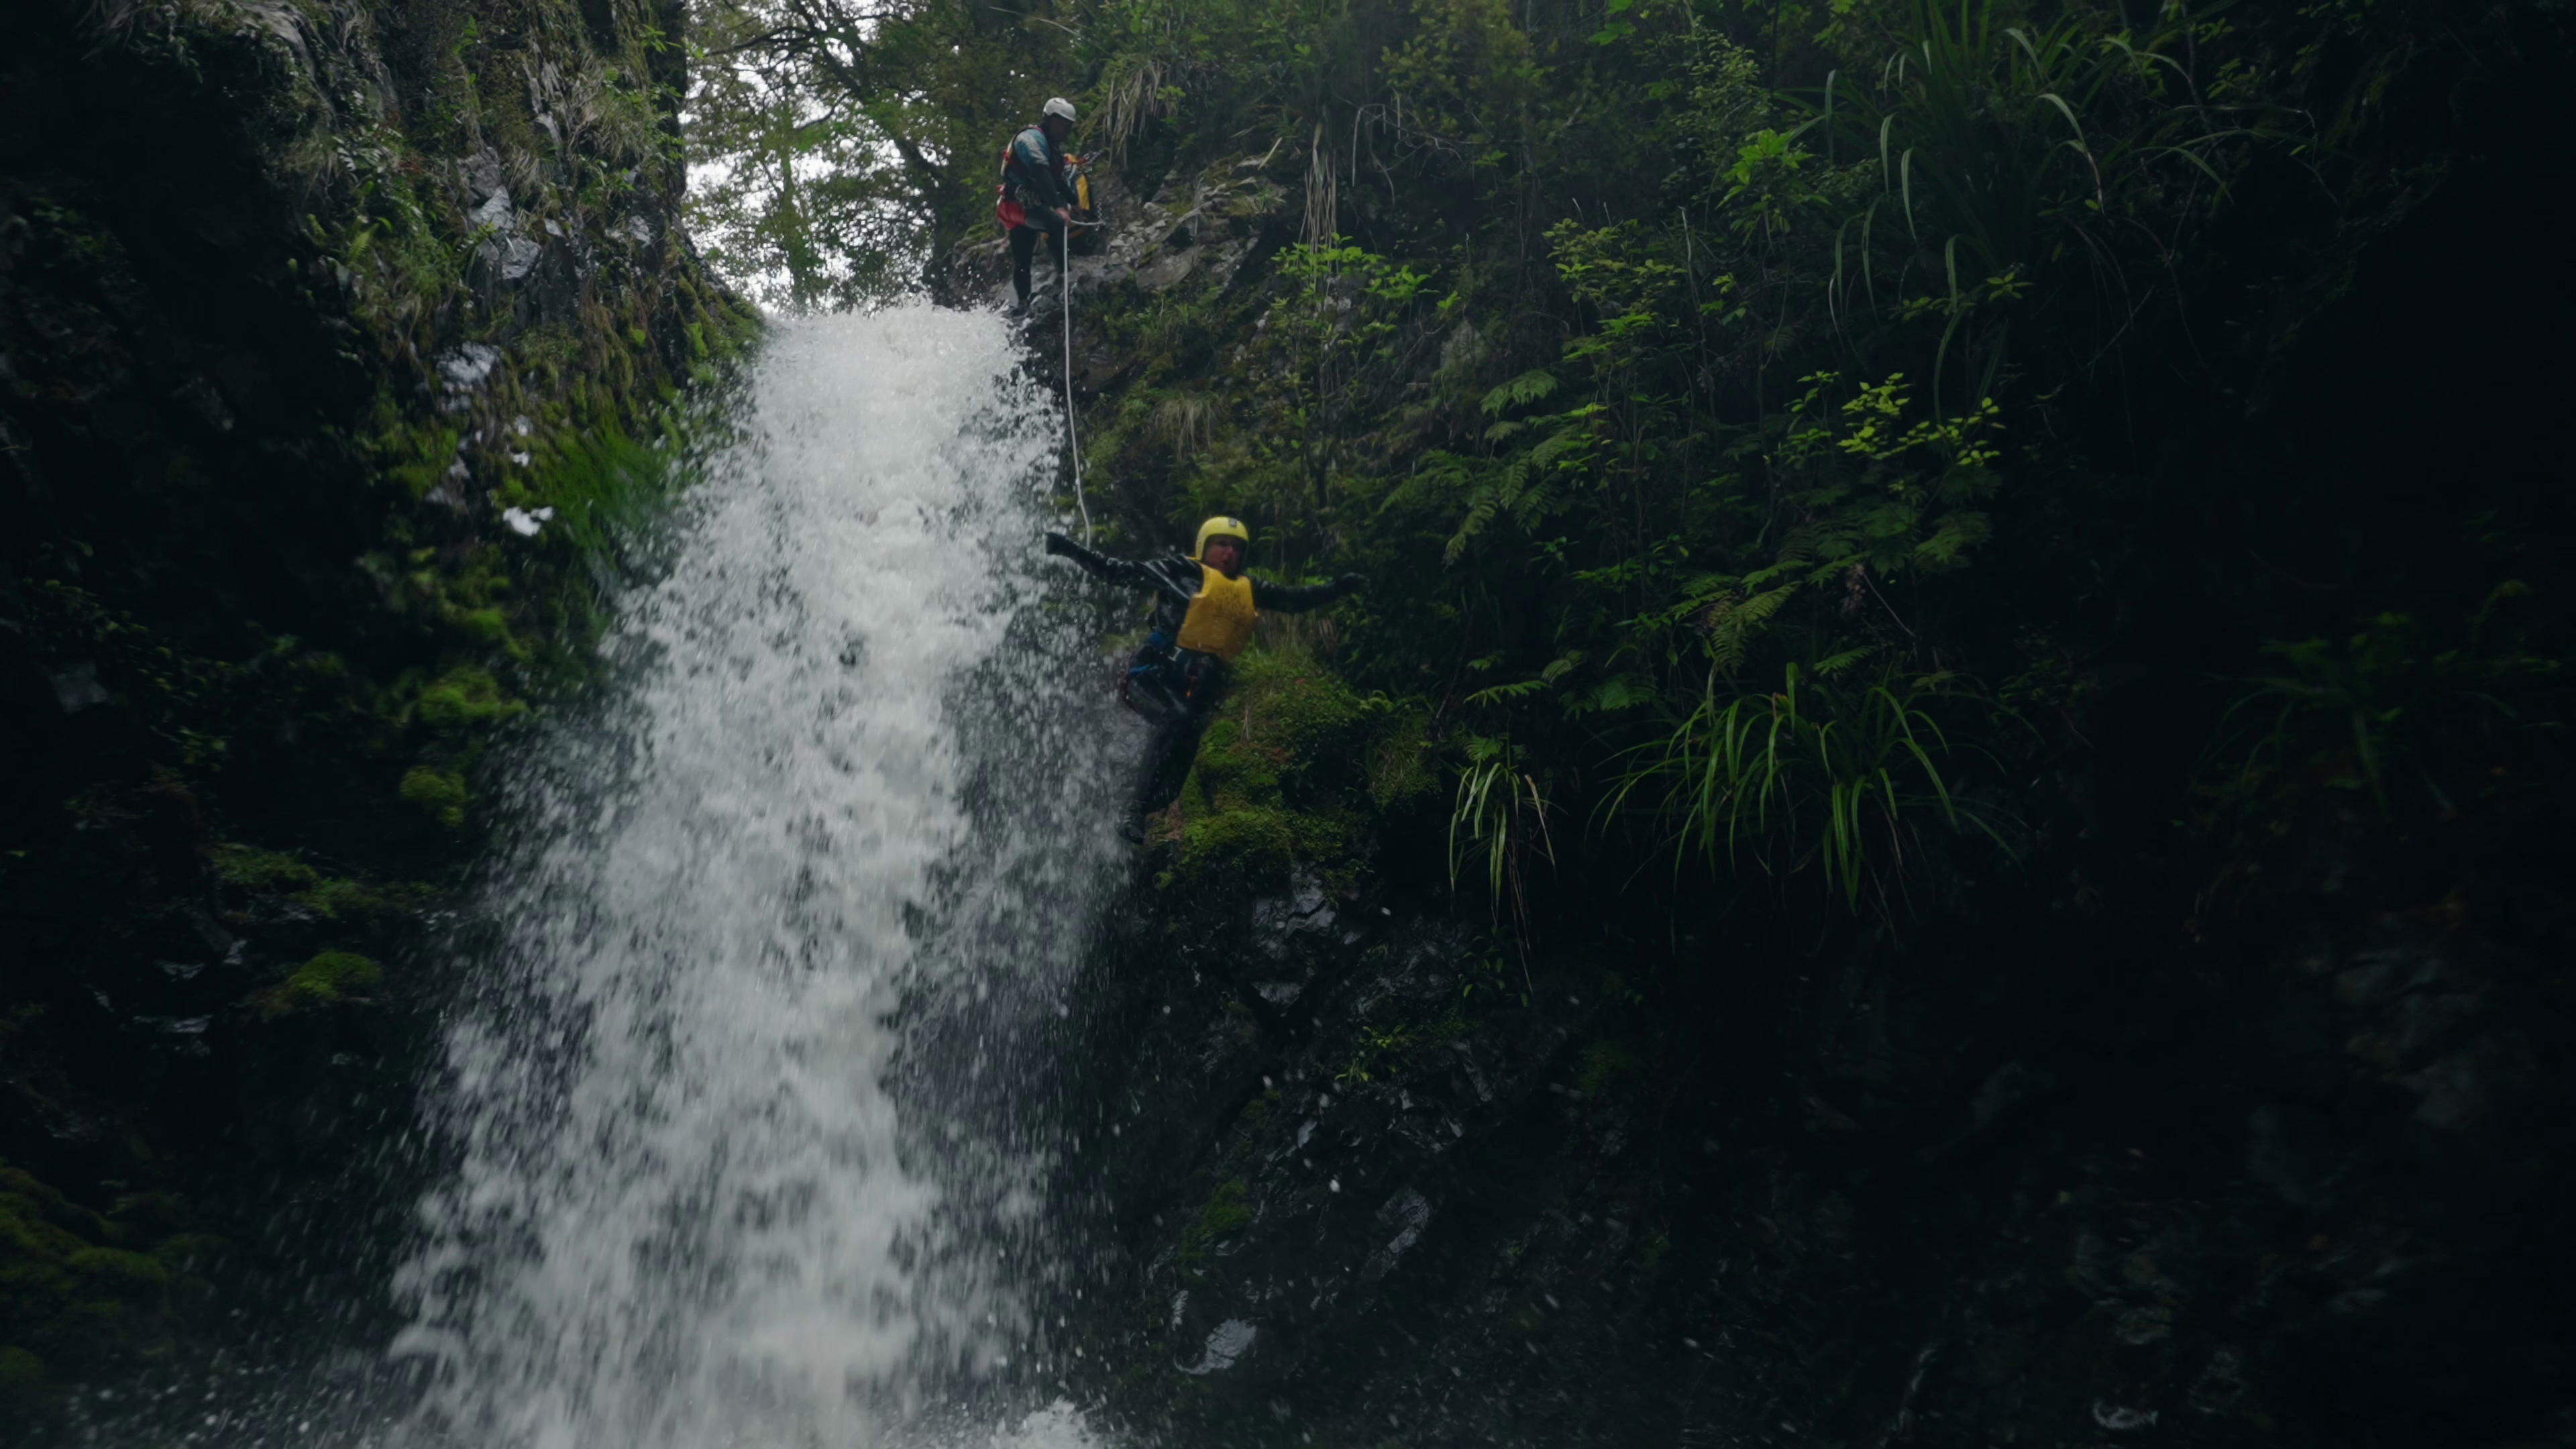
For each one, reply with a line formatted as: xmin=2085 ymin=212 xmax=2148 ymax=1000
xmin=1044 ymin=531 xmax=1078 ymax=558
xmin=1336 ymin=572 xmax=1368 ymax=595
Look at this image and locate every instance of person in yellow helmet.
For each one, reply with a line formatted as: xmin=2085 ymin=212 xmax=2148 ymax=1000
xmin=1044 ymin=517 xmax=1366 ymax=843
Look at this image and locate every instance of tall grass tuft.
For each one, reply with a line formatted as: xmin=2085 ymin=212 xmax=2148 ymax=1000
xmin=1801 ymin=0 xmax=2285 ymax=405
xmin=1449 ymin=735 xmax=1556 ymax=921
xmin=1607 ymin=664 xmax=1999 ymax=912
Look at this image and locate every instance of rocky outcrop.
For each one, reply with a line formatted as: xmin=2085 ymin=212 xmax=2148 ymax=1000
xmin=1060 ymin=804 xmax=2575 ymax=1446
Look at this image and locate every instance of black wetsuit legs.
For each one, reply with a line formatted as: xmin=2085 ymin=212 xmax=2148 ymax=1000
xmin=1126 ymin=659 xmax=1231 ymax=831
xmin=1131 ymin=707 xmax=1214 ymax=824
xmin=1010 ymin=221 xmax=1068 ymax=309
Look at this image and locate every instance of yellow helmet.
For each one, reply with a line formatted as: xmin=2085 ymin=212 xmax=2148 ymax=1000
xmin=1193 ymin=516 xmax=1251 ymax=559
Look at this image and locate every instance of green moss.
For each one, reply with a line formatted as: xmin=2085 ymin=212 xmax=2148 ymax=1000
xmin=1 ymin=1169 xmax=103 ymax=1254
xmin=1367 ymin=702 xmax=1441 ymax=808
xmin=66 ymin=1247 xmax=168 ymax=1298
xmin=399 ymin=765 xmax=469 ymax=827
xmin=526 ymin=422 xmax=682 ymax=563
xmin=0 ymin=1160 xmax=205 ymax=1405
xmin=1192 ymin=718 xmax=1281 ymax=807
xmin=452 ymin=606 xmax=517 ymax=650
xmin=1576 ymin=1038 xmax=1647 ymax=1097
xmin=209 ymin=843 xmax=319 ymax=892
xmin=262 ymin=951 xmax=384 ymax=1016
xmin=376 ymin=415 xmax=464 ymax=502
xmin=292 ymin=877 xmax=372 ymax=920
xmin=1174 ymin=792 xmax=1354 ymax=888
xmin=1175 ymin=1176 xmax=1254 ymax=1269
xmin=213 ymin=849 xmax=412 ymax=920
xmin=1233 ymin=1087 xmax=1280 ymax=1131
xmin=0 ymin=1344 xmax=44 ymax=1399
xmin=517 ymin=322 xmax=583 ymax=384
xmin=150 ymin=1234 xmax=227 ymax=1278
xmin=1230 ymin=648 xmax=1369 ymax=762
xmin=1165 ymin=645 xmax=1395 ymax=886
xmin=416 ymin=665 xmax=525 ymax=731
xmin=1177 ymin=804 xmax=1300 ymax=883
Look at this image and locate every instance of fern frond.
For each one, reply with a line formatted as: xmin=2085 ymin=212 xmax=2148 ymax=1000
xmin=1479 ymin=369 xmax=1560 ymax=415
xmin=1444 ymin=483 xmax=1503 ymax=564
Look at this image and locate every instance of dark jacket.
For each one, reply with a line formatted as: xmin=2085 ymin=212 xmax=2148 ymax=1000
xmin=1044 ymin=534 xmax=1358 ymax=639
xmin=1004 ymin=124 xmax=1075 ymax=214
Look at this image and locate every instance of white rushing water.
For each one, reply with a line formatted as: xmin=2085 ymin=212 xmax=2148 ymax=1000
xmin=388 ymin=306 xmax=1124 ymax=1449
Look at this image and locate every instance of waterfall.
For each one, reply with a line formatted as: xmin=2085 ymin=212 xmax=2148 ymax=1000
xmin=387 ymin=306 xmax=1122 ymax=1448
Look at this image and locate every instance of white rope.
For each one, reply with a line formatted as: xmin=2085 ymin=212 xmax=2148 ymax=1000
xmin=1060 ymin=222 xmax=1091 ymax=547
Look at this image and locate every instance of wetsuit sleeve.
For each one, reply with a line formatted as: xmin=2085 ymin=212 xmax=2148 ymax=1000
xmin=1250 ymin=576 xmax=1359 ymax=614
xmin=1046 ymin=534 xmax=1185 ymax=596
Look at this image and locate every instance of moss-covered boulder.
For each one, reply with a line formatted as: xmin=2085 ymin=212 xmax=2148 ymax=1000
xmin=1165 ymin=643 xmax=1430 ymax=892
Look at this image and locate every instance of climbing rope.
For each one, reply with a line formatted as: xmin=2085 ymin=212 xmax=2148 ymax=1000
xmin=1061 ymin=222 xmax=1092 ymax=547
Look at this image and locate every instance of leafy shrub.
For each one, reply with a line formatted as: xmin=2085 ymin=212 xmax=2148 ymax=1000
xmin=2203 ymin=588 xmax=2567 ymax=830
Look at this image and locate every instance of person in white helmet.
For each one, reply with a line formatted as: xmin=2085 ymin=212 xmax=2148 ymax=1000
xmin=997 ymin=97 xmax=1081 ymax=316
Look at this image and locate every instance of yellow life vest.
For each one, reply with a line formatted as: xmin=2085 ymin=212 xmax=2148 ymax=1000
xmin=1174 ymin=565 xmax=1258 ymax=662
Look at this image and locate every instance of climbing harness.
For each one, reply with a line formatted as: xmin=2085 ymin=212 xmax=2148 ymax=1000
xmin=1118 ymin=635 xmax=1223 ymax=721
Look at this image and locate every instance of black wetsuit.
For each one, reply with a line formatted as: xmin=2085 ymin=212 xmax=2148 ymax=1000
xmin=1044 ymin=533 xmax=1358 ymax=827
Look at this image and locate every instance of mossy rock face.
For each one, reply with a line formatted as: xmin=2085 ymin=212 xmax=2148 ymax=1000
xmin=1175 ymin=1176 xmax=1254 ymax=1272
xmin=1167 ymin=644 xmax=1412 ymax=890
xmin=0 ymin=1161 xmax=214 ymax=1415
xmin=297 ymin=877 xmax=376 ymax=920
xmin=2 ymin=0 xmax=751 ymax=1419
xmin=1192 ymin=718 xmax=1283 ymax=808
xmin=1228 ymin=649 xmax=1370 ymax=767
xmin=1177 ymin=804 xmax=1303 ymax=885
xmin=209 ymin=845 xmax=321 ymax=893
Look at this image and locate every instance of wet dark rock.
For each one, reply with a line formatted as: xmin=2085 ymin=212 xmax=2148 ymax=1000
xmin=1059 ymin=824 xmax=2576 ymax=1447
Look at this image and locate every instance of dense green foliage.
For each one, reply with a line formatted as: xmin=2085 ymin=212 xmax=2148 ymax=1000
xmin=697 ymin=0 xmax=2571 ymax=928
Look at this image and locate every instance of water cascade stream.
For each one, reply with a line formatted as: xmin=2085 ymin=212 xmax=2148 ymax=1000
xmin=386 ymin=306 xmax=1122 ymax=1448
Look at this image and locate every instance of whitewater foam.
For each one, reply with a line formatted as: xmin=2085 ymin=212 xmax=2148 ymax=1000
xmin=389 ymin=305 xmax=1124 ymax=1448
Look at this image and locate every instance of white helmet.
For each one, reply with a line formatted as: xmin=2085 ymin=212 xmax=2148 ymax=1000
xmin=1043 ymin=96 xmax=1077 ymax=123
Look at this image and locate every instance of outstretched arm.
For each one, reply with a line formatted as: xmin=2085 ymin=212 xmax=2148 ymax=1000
xmin=1044 ymin=533 xmax=1192 ymax=599
xmin=1254 ymin=573 xmax=1368 ymax=614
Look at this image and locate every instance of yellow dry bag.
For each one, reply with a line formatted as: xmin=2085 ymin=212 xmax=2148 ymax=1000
xmin=1175 ymin=566 xmax=1258 ymax=662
